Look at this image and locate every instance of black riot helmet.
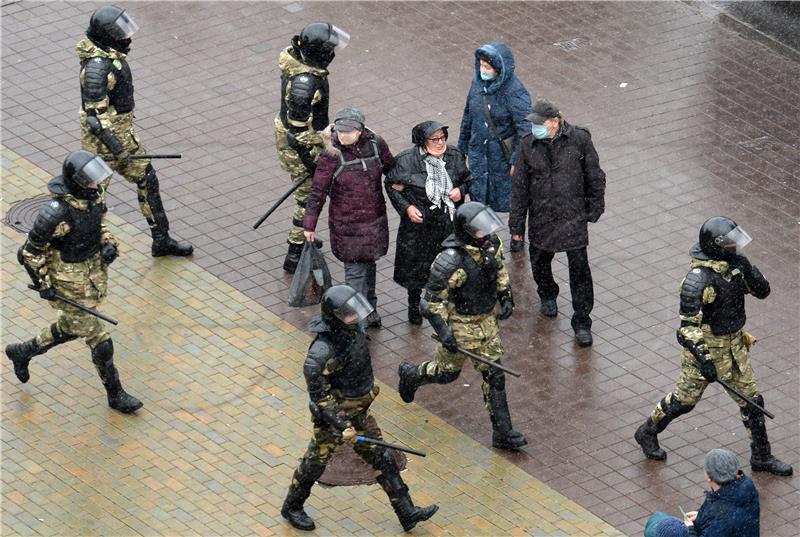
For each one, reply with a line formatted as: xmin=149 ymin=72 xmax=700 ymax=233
xmin=62 ymin=150 xmax=113 ymax=200
xmin=411 ymin=121 xmax=449 ymax=147
xmin=291 ymin=22 xmax=350 ymax=69
xmin=321 ymin=285 xmax=373 ymax=334
xmin=453 ymin=202 xmax=504 ymax=245
xmin=699 ymin=216 xmax=752 ymax=260
xmin=87 ymin=5 xmax=139 ymax=54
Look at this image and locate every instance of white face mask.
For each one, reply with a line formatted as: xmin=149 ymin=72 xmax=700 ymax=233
xmin=337 ymin=130 xmax=361 ymax=146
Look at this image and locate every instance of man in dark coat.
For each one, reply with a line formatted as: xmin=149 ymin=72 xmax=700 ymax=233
xmin=509 ymin=99 xmax=606 ymax=347
xmin=385 ymin=121 xmax=472 ymax=324
xmin=684 ymin=449 xmax=760 ymax=537
xmin=303 ymin=108 xmax=395 ymax=327
xmin=281 ymin=285 xmax=437 ymax=532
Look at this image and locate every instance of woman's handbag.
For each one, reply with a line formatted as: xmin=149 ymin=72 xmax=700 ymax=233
xmin=482 ymin=95 xmax=515 ymax=162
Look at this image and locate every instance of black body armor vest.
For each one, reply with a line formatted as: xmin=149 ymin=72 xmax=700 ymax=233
xmin=702 ymin=269 xmax=747 ymax=335
xmin=81 ymin=56 xmax=135 ymax=113
xmin=50 ymin=200 xmax=105 ymax=263
xmin=279 ymin=71 xmax=329 ymax=132
xmin=307 ymin=330 xmax=374 ymax=399
xmin=443 ymin=248 xmax=498 ymax=315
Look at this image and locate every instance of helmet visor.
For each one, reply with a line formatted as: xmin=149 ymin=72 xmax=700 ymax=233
xmin=329 ymin=25 xmax=350 ymax=49
xmin=464 ymin=207 xmax=504 ymax=239
xmin=332 ymin=292 xmax=373 ymax=326
xmin=717 ymin=226 xmax=752 ymax=254
xmin=113 ymin=10 xmax=139 ymax=39
xmin=78 ymin=156 xmax=114 ymax=187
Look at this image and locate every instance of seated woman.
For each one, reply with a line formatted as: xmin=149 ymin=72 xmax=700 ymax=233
xmin=385 ymin=121 xmax=472 ymax=324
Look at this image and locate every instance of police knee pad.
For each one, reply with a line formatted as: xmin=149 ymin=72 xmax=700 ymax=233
xmin=662 ymin=396 xmax=694 ymax=418
xmin=139 ymin=164 xmax=159 ymax=192
xmin=481 ymin=364 xmax=506 ymax=390
xmin=377 ymin=448 xmax=400 ymax=476
xmin=296 ymin=458 xmax=326 ymax=485
xmin=436 ymin=370 xmax=461 ymax=384
xmin=740 ymin=394 xmax=765 ymax=423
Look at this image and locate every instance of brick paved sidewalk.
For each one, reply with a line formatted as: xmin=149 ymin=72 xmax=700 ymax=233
xmin=2 ymin=147 xmax=624 ymax=536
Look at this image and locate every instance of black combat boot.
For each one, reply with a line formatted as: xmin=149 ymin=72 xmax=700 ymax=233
xmin=376 ymin=452 xmax=438 ymax=532
xmin=151 ymin=230 xmax=194 ymax=257
xmin=407 ymin=288 xmax=422 ymax=325
xmin=634 ymin=397 xmax=695 ymax=461
xmin=743 ymin=396 xmax=793 ymax=476
xmin=91 ymin=340 xmax=143 ymax=413
xmin=281 ymin=459 xmax=326 ymax=531
xmin=139 ymin=166 xmax=193 ymax=257
xmin=634 ymin=418 xmax=666 ymax=461
xmin=398 ymin=362 xmax=420 ymax=403
xmin=283 ymin=242 xmax=304 ymax=273
xmin=5 ymin=324 xmax=76 ymax=383
xmin=483 ymin=367 xmax=527 ymax=450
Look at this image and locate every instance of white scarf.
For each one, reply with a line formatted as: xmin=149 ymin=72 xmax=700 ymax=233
xmin=424 ymin=152 xmax=455 ymax=219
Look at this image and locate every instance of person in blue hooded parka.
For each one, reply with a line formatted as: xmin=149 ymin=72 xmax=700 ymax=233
xmin=457 ymin=43 xmax=532 ymax=227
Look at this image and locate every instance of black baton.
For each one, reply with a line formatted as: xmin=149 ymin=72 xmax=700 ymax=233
xmin=355 ymin=435 xmax=427 ymax=457
xmin=102 ymin=154 xmax=182 ymax=160
xmin=431 ymin=334 xmax=521 ymax=378
xmin=252 ymin=175 xmax=310 ymax=230
xmin=687 ymin=352 xmax=774 ymax=419
xmin=29 ymin=285 xmax=119 ymax=325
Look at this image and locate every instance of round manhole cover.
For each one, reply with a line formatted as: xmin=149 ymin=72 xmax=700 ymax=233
xmin=5 ymin=195 xmax=50 ymax=233
xmin=317 ymin=442 xmax=407 ymax=487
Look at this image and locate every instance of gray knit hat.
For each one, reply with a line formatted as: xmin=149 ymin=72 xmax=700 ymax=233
xmin=704 ymin=448 xmax=740 ymax=484
xmin=333 ymin=107 xmax=365 ymax=132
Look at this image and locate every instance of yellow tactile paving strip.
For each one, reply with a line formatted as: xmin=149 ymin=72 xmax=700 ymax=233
xmin=1 ymin=146 xmax=626 ymax=536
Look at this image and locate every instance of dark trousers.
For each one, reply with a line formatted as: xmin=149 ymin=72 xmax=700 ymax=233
xmin=529 ymin=246 xmax=593 ymax=330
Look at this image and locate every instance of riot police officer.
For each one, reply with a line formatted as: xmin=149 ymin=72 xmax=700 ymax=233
xmin=77 ymin=5 xmax=193 ymax=257
xmin=281 ymin=285 xmax=437 ymax=531
xmin=635 ymin=217 xmax=792 ymax=476
xmin=397 ymin=202 xmax=527 ymax=451
xmin=4 ymin=150 xmax=142 ymax=414
xmin=274 ymin=22 xmax=349 ymax=273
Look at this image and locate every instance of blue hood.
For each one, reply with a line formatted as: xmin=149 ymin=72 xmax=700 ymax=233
xmin=474 ymin=42 xmax=516 ymax=94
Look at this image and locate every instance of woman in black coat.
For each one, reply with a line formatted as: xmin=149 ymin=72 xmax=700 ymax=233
xmin=385 ymin=121 xmax=472 ymax=324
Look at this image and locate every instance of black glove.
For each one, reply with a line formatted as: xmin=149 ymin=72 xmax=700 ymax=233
xmin=38 ymin=286 xmax=57 ymax=301
xmin=439 ymin=328 xmax=458 ymax=353
xmin=698 ymin=358 xmax=718 ymax=383
xmin=101 ymin=243 xmax=118 ymax=265
xmin=729 ymin=254 xmax=752 ymax=276
xmin=498 ymin=297 xmax=513 ymax=320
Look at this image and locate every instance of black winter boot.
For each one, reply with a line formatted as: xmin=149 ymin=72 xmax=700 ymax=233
xmin=5 ymin=324 xmax=76 ymax=383
xmin=91 ymin=340 xmax=143 ymax=414
xmin=376 ymin=452 xmax=438 ymax=532
xmin=283 ymin=242 xmax=304 ymax=273
xmin=151 ymin=232 xmax=194 ymax=257
xmin=281 ymin=459 xmax=325 ymax=531
xmin=407 ymin=288 xmax=422 ymax=325
xmin=484 ymin=367 xmax=527 ymax=450
xmin=635 ymin=397 xmax=694 ymax=461
xmin=743 ymin=396 xmax=793 ymax=476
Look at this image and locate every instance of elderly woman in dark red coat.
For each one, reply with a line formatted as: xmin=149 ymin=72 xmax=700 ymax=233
xmin=303 ymin=107 xmax=395 ymax=327
xmin=384 ymin=121 xmax=471 ymax=324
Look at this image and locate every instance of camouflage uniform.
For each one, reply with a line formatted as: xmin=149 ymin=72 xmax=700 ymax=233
xmin=398 ymin=228 xmax=526 ymax=450
xmin=635 ymin=252 xmax=792 ymax=475
xmin=5 ymin=166 xmax=142 ymax=414
xmin=76 ymin=37 xmax=192 ymax=256
xmin=274 ymin=47 xmax=328 ymax=247
xmin=282 ymin=310 xmax=436 ymax=532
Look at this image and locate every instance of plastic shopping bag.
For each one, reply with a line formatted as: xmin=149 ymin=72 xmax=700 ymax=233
xmin=288 ymin=240 xmax=332 ymax=307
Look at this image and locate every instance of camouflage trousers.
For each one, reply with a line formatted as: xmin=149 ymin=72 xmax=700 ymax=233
xmin=274 ymin=117 xmax=319 ymax=245
xmin=421 ymin=312 xmax=504 ymax=376
xmin=80 ymin=110 xmax=161 ymax=231
xmin=36 ymin=253 xmax=110 ymax=350
xmin=650 ymin=330 xmax=759 ymax=425
xmin=291 ymin=387 xmax=388 ymax=486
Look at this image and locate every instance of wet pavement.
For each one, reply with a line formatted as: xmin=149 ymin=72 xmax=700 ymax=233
xmin=2 ymin=1 xmax=799 ymax=536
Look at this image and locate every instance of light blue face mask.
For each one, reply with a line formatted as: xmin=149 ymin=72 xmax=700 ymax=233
xmin=480 ymin=71 xmax=497 ymax=81
xmin=531 ymin=124 xmax=549 ymax=139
